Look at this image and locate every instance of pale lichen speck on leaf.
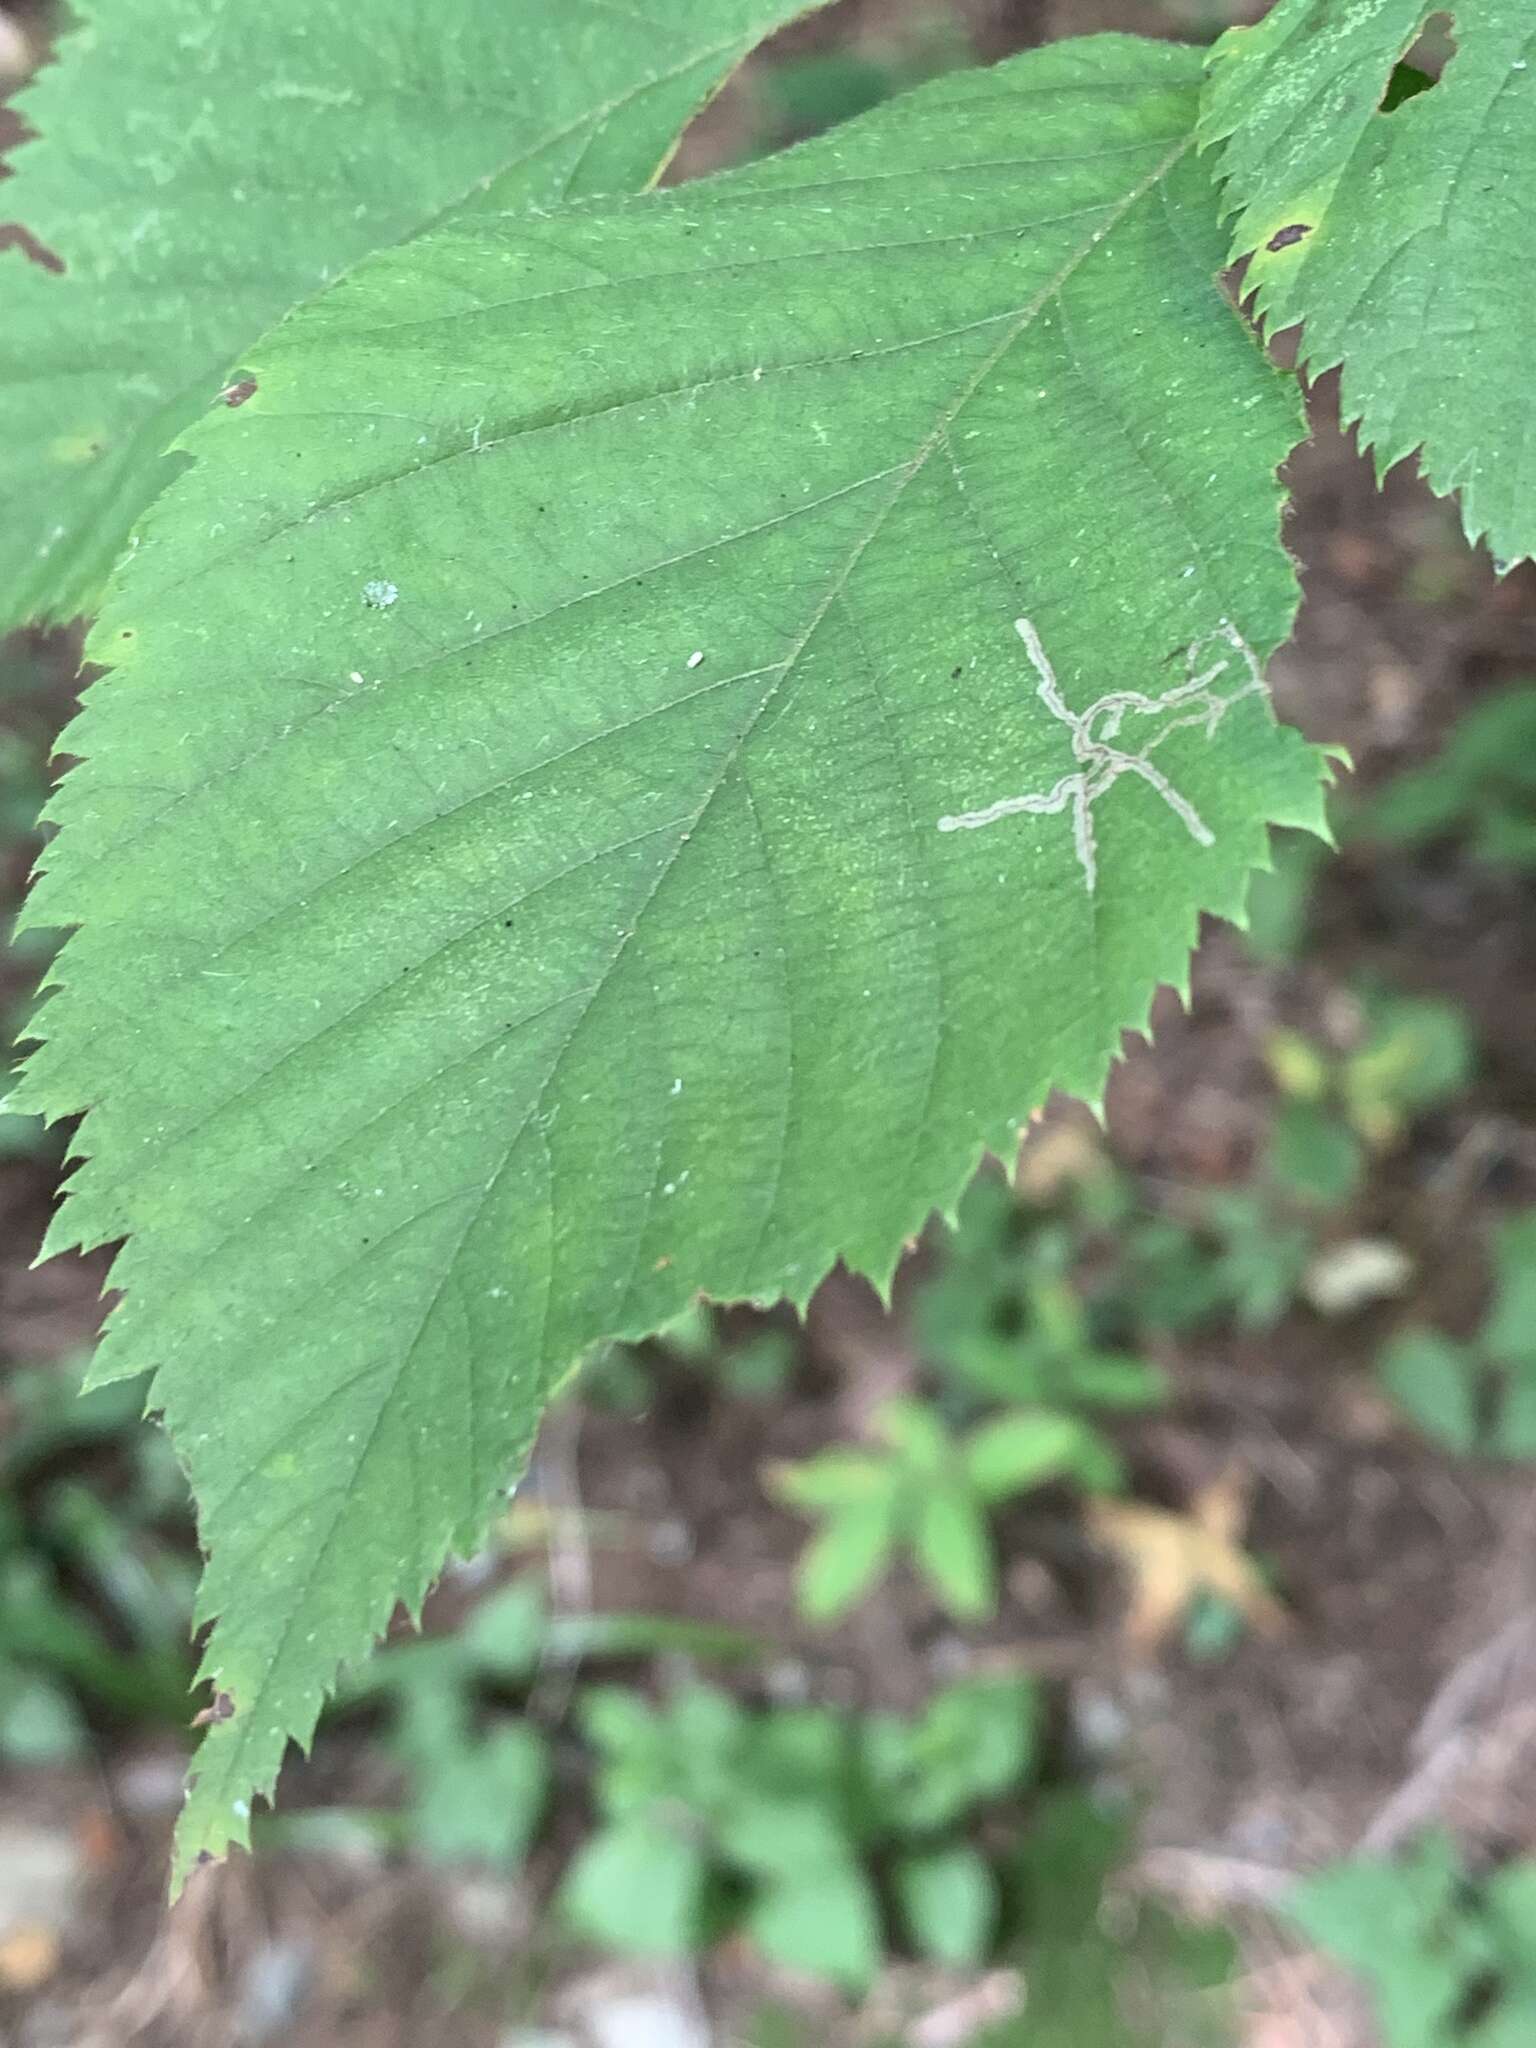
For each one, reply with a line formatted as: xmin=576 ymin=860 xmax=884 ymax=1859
xmin=938 ymin=616 xmax=1268 ymax=892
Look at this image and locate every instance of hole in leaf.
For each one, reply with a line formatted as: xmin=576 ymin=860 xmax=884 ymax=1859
xmin=1379 ymin=10 xmax=1457 ymax=112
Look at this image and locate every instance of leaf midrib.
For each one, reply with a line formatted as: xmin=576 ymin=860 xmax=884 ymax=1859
xmin=63 ymin=128 xmax=1196 ymax=1257
xmin=113 ymin=138 xmax=1198 ymax=1839
xmin=71 ymin=122 xmax=1197 ymax=1278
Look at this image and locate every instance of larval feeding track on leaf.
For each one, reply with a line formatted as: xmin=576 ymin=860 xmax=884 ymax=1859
xmin=937 ymin=617 xmax=1267 ymax=893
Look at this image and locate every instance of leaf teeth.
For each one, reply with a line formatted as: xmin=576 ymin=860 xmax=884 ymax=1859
xmin=1202 ymin=0 xmax=1536 ymax=565
xmin=25 ymin=31 xmax=1329 ymax=1883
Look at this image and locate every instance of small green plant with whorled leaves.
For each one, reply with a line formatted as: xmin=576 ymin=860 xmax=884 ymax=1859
xmin=563 ymin=1672 xmax=1038 ymax=1987
xmin=768 ymin=1396 xmax=1119 ymax=1625
xmin=4 ymin=0 xmax=1533 ymax=1873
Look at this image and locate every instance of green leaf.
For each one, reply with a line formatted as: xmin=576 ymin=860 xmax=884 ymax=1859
xmin=766 ymin=1450 xmax=896 ymax=1511
xmin=1379 ymin=1329 xmax=1480 ymax=1454
xmin=913 ymin=1480 xmax=996 ymax=1621
xmin=562 ymin=1817 xmax=709 ymax=1957
xmin=0 ymin=0 xmax=829 ymax=631
xmin=746 ymin=1704 xmax=847 ymax=1799
xmin=1345 ymin=991 xmax=1472 ymax=1137
xmin=1182 ymin=1587 xmax=1248 ymax=1664
xmin=668 ymin=1683 xmax=750 ymax=1807
xmin=1485 ymin=1211 xmax=1536 ymax=1368
xmin=718 ymin=1794 xmax=852 ymax=1877
xmin=747 ymin=1862 xmax=883 ymax=1990
xmin=1359 ymin=687 xmax=1536 ymax=860
xmin=412 ymin=1720 xmax=547 ymax=1870
xmin=581 ymin=1684 xmax=659 ymax=1756
xmin=877 ymin=1398 xmax=956 ymax=1475
xmin=919 ymin=1675 xmax=1040 ymax=1812
xmin=1200 ymin=0 xmax=1536 ymax=565
xmin=0 ymin=1660 xmax=88 ymax=1766
xmin=1240 ymin=826 xmax=1327 ymax=964
xmin=795 ymin=1496 xmax=901 ymax=1624
xmin=459 ymin=1578 xmax=547 ymax=1679
xmin=1481 ymin=1862 xmax=1536 ymax=2036
xmin=859 ymin=1676 xmax=1038 ymax=1836
xmin=896 ymin=1845 xmax=995 ymax=1968
xmin=963 ymin=1409 xmax=1096 ymax=1502
xmin=22 ymin=32 xmax=1323 ymax=1881
xmin=1269 ymin=1099 xmax=1364 ymax=1207
xmin=1287 ymin=1835 xmax=1493 ymax=2048
xmin=1064 ymin=1351 xmax=1167 ymax=1411
xmin=1206 ymin=1190 xmax=1312 ymax=1329
xmin=1492 ymin=1379 xmax=1536 ymax=1460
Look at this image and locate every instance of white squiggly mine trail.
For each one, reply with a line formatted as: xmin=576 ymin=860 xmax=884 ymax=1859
xmin=938 ymin=616 xmax=1267 ymax=893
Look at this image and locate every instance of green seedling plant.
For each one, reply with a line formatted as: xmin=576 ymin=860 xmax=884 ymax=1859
xmin=1185 ymin=1191 xmax=1317 ymax=1331
xmin=1110 ymin=1176 xmax=1316 ymax=1336
xmin=3 ymin=0 xmax=1534 ymax=1870
xmin=1289 ymin=1833 xmax=1536 ymax=2048
xmin=563 ymin=1671 xmax=1039 ymax=1987
xmin=1120 ymin=1163 xmax=1393 ymax=1339
xmin=1268 ymin=984 xmax=1472 ymax=1168
xmin=1358 ymin=684 xmax=1536 ymax=871
xmin=1117 ymin=983 xmax=1472 ymax=1337
xmin=1379 ymin=1211 xmax=1536 ymax=1459
xmin=564 ymin=1682 xmax=882 ymax=1988
xmin=306 ymin=1574 xmax=763 ymax=1868
xmin=769 ymin=1395 xmax=1120 ymax=1624
xmin=919 ymin=1174 xmax=1168 ymax=1412
xmin=0 ymin=1356 xmax=195 ymax=1760
xmin=1106 ymin=984 xmax=1467 ymax=1337
xmin=859 ymin=1671 xmax=1041 ymax=1971
xmin=323 ymin=1575 xmax=551 ymax=1871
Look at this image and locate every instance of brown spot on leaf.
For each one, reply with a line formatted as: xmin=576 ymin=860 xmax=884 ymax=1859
xmin=221 ymin=377 xmax=257 ymax=408
xmin=1266 ymin=223 xmax=1313 ymax=252
xmin=191 ymin=1690 xmax=236 ymax=1728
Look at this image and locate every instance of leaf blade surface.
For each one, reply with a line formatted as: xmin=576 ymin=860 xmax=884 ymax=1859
xmin=1200 ymin=0 xmax=1536 ymax=562
xmin=0 ymin=0 xmax=826 ymax=629
xmin=20 ymin=34 xmax=1324 ymax=1879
